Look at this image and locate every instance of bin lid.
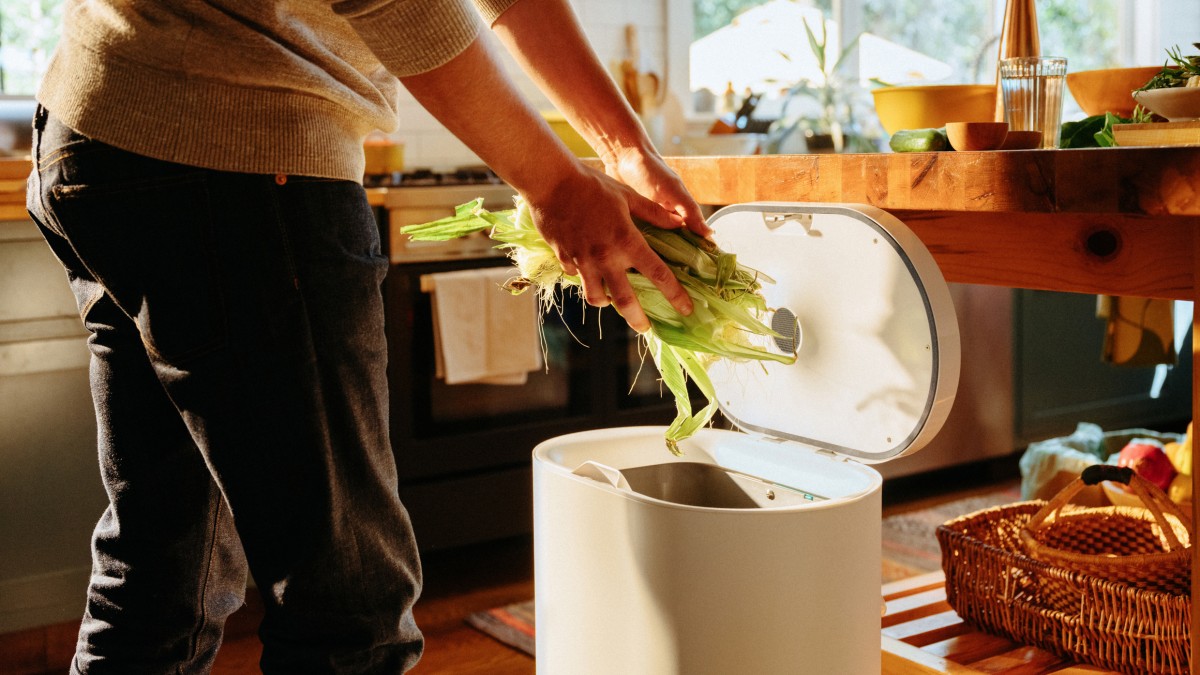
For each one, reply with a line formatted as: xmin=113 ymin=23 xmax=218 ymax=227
xmin=706 ymin=203 xmax=960 ymax=464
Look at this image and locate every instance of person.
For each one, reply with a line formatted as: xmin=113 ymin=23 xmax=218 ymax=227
xmin=26 ymin=0 xmax=708 ymax=671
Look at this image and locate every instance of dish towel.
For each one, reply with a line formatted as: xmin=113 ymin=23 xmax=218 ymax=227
xmin=429 ymin=266 xmax=543 ymax=385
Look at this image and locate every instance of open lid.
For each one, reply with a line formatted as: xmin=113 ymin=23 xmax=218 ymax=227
xmin=706 ymin=203 xmax=960 ymax=464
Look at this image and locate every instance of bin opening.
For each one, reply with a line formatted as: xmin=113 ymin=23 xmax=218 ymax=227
xmin=613 ymin=462 xmax=825 ymax=508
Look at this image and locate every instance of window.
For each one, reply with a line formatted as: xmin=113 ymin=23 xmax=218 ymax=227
xmin=673 ymin=0 xmax=1200 ymax=123
xmin=854 ymin=0 xmax=1122 ymax=83
xmin=0 ymin=1 xmax=62 ymax=96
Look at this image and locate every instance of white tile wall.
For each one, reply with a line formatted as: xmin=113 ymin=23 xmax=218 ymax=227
xmin=394 ymin=0 xmax=667 ymax=169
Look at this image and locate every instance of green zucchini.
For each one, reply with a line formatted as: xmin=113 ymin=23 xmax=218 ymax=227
xmin=889 ymin=127 xmax=950 ymax=153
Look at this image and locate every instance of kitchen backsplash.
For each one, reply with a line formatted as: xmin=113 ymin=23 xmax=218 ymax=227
xmin=394 ymin=0 xmax=667 ymax=169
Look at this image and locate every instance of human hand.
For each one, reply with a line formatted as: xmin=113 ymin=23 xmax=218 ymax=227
xmin=601 ymin=146 xmax=711 ymax=239
xmin=524 ymin=166 xmax=693 ymax=333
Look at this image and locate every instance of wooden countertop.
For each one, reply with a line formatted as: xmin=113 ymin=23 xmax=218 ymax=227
xmin=667 ymin=147 xmax=1200 ymax=216
xmin=0 ymin=157 xmax=29 ymax=221
xmin=666 ymin=148 xmax=1200 ymax=301
xmin=9 ymin=144 xmax=1195 ymax=298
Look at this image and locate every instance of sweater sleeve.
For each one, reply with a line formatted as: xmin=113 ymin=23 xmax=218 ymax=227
xmin=472 ymin=0 xmax=521 ymax=25
xmin=332 ymin=0 xmax=484 ymax=76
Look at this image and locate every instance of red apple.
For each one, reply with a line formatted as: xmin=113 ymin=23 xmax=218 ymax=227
xmin=1117 ymin=441 xmax=1178 ymax=492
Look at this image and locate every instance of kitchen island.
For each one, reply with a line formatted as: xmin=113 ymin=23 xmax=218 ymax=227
xmin=666 ymin=146 xmax=1200 ymax=674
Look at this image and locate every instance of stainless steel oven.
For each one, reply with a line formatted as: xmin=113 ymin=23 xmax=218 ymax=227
xmin=379 ymin=169 xmax=678 ymax=550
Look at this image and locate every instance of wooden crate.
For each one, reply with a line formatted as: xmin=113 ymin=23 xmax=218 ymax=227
xmin=881 ymin=571 xmax=1120 ymax=674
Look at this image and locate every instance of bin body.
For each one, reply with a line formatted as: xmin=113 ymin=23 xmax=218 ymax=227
xmin=533 ymin=203 xmax=961 ymax=674
xmin=534 ymin=427 xmax=883 ymax=675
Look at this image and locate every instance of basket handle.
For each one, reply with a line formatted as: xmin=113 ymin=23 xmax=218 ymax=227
xmin=1081 ymin=464 xmax=1133 ymax=486
xmin=1024 ymin=464 xmax=1192 ymax=552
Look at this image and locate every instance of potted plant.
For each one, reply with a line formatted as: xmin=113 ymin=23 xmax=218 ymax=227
xmin=765 ymin=17 xmax=879 ymax=154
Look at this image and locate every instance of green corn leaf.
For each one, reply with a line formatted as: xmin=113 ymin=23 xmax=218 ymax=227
xmin=403 ymin=197 xmax=797 ymax=454
xmin=641 ymin=227 xmax=718 ymax=279
xmin=715 ymin=252 xmax=737 ymax=292
xmin=665 ymin=345 xmax=720 ymax=453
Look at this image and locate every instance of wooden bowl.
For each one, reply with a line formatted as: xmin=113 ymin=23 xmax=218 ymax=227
xmin=998 ymin=130 xmax=1042 ymax=150
xmin=946 ymin=122 xmax=1009 ymax=151
xmin=1066 ymin=66 xmax=1161 ymax=117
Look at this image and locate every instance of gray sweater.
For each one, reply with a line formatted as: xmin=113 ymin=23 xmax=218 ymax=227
xmin=38 ymin=0 xmax=519 ymax=182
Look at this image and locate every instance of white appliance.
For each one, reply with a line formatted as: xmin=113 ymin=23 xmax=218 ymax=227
xmin=532 ymin=203 xmax=961 ymax=675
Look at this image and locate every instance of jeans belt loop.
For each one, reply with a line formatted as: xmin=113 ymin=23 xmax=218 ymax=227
xmin=33 ymin=104 xmax=48 ymax=133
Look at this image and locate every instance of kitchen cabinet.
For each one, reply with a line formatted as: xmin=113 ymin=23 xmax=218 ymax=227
xmin=0 ymin=216 xmax=105 ymax=633
xmin=664 ymin=147 xmax=1200 ymax=673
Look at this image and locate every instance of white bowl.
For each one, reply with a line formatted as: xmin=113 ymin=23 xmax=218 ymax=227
xmin=1100 ymin=480 xmax=1144 ymax=508
xmin=1133 ymin=87 xmax=1200 ymax=122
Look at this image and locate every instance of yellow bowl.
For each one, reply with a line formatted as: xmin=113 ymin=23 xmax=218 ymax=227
xmin=1066 ymin=66 xmax=1161 ymax=117
xmin=542 ymin=111 xmax=597 ymax=158
xmin=363 ymin=140 xmax=404 ymax=175
xmin=872 ymin=84 xmax=997 ymax=136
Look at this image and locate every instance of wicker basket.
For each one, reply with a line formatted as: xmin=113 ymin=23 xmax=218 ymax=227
xmin=1020 ymin=465 xmax=1191 ymax=595
xmin=937 ymin=466 xmax=1193 ymax=674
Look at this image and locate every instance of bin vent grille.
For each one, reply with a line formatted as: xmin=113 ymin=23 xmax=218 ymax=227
xmin=771 ymin=307 xmax=800 ymax=355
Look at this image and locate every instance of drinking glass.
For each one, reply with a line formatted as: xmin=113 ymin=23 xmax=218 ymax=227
xmin=999 ymin=56 xmax=1068 ymax=149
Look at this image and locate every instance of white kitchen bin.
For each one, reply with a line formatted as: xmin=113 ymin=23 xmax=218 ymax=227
xmin=533 ymin=203 xmax=962 ymax=675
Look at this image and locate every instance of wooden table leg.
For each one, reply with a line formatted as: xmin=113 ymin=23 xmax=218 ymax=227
xmin=1192 ymin=221 xmax=1199 ymax=675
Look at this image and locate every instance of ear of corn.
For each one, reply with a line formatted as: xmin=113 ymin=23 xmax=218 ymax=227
xmin=401 ymin=197 xmax=796 ymax=454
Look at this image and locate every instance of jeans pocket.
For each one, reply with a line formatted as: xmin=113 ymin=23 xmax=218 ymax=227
xmin=48 ymin=173 xmax=226 ymax=364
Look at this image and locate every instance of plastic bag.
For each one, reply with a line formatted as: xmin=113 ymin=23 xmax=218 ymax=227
xmin=1018 ymin=422 xmax=1183 ymax=506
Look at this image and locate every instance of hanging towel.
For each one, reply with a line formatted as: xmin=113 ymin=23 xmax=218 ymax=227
xmin=429 ymin=266 xmax=543 ymax=385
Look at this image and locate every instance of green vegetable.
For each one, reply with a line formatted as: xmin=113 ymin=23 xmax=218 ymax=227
xmin=888 ymin=127 xmax=949 ymax=153
xmin=1093 ymin=112 xmax=1129 ymax=147
xmin=1059 ymin=106 xmax=1155 ymax=149
xmin=1137 ymin=43 xmax=1200 ymax=91
xmin=401 ymin=198 xmax=797 ymax=455
xmin=1059 ymin=114 xmax=1108 ymax=148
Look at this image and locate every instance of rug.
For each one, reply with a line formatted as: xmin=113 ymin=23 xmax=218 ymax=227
xmin=466 ymin=484 xmax=1022 ymax=657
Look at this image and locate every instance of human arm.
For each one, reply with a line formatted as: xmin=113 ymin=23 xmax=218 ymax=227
xmin=486 ymin=0 xmax=709 ymax=237
xmin=396 ymin=23 xmax=693 ymax=331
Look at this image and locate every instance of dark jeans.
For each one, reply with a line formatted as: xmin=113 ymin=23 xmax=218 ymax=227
xmin=27 ymin=107 xmax=423 ymax=673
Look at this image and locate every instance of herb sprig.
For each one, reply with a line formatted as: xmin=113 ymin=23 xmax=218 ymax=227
xmin=1137 ymin=43 xmax=1200 ymax=91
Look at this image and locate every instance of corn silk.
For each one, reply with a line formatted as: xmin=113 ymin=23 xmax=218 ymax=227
xmin=400 ymin=197 xmax=797 ymax=454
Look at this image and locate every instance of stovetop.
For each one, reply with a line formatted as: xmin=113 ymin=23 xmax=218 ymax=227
xmin=382 ymin=167 xmax=517 ymax=264
xmin=364 ymin=165 xmax=505 ymax=188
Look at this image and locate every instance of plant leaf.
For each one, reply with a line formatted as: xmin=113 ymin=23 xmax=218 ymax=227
xmin=802 ymin=17 xmax=825 ymax=74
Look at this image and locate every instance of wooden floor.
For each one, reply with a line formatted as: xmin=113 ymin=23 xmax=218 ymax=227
xmin=210 ymin=535 xmax=538 ymax=675
xmin=2 ymin=458 xmax=1019 ymax=674
xmin=880 ymin=571 xmax=1126 ymax=674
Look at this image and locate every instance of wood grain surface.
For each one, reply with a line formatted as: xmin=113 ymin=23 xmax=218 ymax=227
xmin=666 ymin=149 xmax=1200 ymax=300
xmin=667 ymin=148 xmax=1200 ymax=216
xmin=881 ymin=571 xmax=1122 ymax=674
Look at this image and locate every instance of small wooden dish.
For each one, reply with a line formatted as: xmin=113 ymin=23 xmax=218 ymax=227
xmin=946 ymin=121 xmax=1009 ymax=151
xmin=998 ymin=130 xmax=1042 ymax=150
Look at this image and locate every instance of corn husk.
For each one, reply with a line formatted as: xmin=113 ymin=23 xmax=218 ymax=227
xmin=401 ymin=197 xmax=796 ymax=454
